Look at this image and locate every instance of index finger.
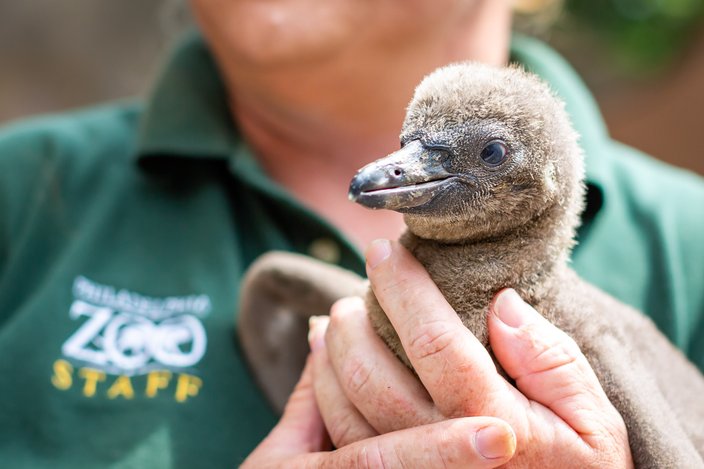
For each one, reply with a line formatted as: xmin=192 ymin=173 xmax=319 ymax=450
xmin=365 ymin=239 xmax=508 ymax=417
xmin=301 ymin=417 xmax=516 ymax=469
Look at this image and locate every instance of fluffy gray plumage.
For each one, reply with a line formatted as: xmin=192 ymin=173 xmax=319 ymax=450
xmin=350 ymin=63 xmax=704 ymax=468
xmin=238 ymin=63 xmax=704 ymax=468
xmin=354 ymin=63 xmax=583 ymax=365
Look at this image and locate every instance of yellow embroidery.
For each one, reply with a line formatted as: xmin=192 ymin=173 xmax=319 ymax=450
xmin=51 ymin=360 xmax=202 ymax=403
xmin=79 ymin=368 xmax=107 ymax=397
xmin=51 ymin=359 xmax=73 ymax=390
xmin=107 ymin=375 xmax=135 ymax=400
xmin=175 ymin=374 xmax=203 ymax=403
xmin=146 ymin=370 xmax=172 ymax=398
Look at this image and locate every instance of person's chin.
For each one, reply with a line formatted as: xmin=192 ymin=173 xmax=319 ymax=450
xmin=226 ymin=32 xmax=346 ymax=68
xmin=220 ymin=2 xmax=367 ymax=68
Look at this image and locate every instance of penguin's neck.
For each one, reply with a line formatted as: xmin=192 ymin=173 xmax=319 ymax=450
xmin=400 ymin=202 xmax=576 ymax=308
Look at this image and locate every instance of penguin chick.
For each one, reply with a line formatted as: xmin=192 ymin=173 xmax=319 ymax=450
xmin=349 ymin=62 xmax=704 ymax=468
xmin=349 ymin=62 xmax=583 ymax=362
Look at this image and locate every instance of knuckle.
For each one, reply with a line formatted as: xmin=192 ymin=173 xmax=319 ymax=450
xmin=408 ymin=320 xmax=461 ymax=362
xmin=327 ymin=303 xmax=358 ymax=343
xmin=592 ymin=414 xmax=631 ymax=458
xmin=327 ymin=412 xmax=365 ymax=447
xmin=331 ymin=297 xmax=365 ymax=318
xmin=329 ymin=301 xmax=354 ymax=326
xmin=377 ymin=275 xmax=424 ymax=307
xmin=342 ymin=355 xmax=375 ymax=396
xmin=435 ymin=432 xmax=454 ymax=469
xmin=356 ymin=440 xmax=388 ymax=469
xmin=520 ymin=324 xmax=583 ymax=376
xmin=375 ymin=274 xmax=409 ymax=293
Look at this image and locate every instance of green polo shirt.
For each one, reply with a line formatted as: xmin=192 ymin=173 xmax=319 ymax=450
xmin=0 ymin=32 xmax=703 ymax=467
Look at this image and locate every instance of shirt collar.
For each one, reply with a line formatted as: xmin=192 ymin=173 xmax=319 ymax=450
xmin=136 ymin=31 xmax=237 ymax=161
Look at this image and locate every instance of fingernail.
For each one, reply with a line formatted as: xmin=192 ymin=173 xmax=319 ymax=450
xmin=365 ymin=239 xmax=391 ymax=270
xmin=308 ymin=316 xmax=329 ymax=352
xmin=475 ymin=424 xmax=516 ymax=460
xmin=492 ymin=289 xmax=533 ymax=328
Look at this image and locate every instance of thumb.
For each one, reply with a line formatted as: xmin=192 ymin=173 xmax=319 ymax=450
xmin=488 ymin=289 xmax=622 ymax=441
xmin=252 ymin=355 xmax=331 ymax=458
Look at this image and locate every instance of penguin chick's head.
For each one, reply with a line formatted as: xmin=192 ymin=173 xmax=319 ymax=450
xmin=349 ymin=62 xmax=585 ymax=243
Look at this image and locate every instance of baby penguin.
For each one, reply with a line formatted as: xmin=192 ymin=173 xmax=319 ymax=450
xmin=349 ymin=63 xmax=584 ymax=359
xmin=348 ymin=63 xmax=704 ymax=468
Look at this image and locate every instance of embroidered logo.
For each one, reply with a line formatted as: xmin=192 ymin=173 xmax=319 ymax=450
xmin=51 ymin=276 xmax=211 ymax=402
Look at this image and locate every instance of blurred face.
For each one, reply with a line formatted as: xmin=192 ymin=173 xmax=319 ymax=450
xmin=189 ymin=0 xmax=481 ymax=67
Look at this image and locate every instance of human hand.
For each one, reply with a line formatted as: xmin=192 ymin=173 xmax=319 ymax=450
xmin=241 ymin=354 xmax=516 ymax=468
xmin=309 ymin=239 xmax=633 ymax=468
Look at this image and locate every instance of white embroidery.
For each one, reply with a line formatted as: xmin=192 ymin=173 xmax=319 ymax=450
xmin=61 ymin=277 xmax=210 ymax=376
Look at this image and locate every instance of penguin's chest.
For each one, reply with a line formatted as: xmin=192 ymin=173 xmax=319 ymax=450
xmin=419 ymin=260 xmax=500 ymax=347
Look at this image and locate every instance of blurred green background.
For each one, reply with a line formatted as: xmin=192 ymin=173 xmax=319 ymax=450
xmin=1 ymin=0 xmax=703 ymax=174
xmin=550 ymin=0 xmax=704 ymax=175
xmin=562 ymin=0 xmax=704 ymax=74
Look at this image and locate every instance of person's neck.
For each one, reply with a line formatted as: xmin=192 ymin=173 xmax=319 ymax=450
xmin=219 ymin=4 xmax=512 ymax=250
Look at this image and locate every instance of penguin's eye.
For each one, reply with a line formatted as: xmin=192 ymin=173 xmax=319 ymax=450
xmin=480 ymin=140 xmax=508 ymax=167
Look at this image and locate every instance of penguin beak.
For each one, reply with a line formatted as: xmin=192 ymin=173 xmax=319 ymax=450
xmin=348 ymin=140 xmax=457 ymax=211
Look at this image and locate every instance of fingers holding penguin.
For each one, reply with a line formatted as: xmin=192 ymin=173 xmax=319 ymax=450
xmin=309 ymin=298 xmax=438 ymax=443
xmin=487 ymin=288 xmax=631 ymax=458
xmin=311 ymin=240 xmax=632 ymax=467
